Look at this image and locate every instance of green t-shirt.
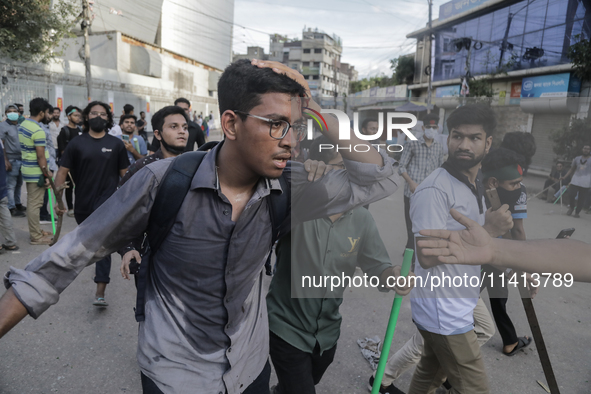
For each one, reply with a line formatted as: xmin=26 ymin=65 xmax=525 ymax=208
xmin=267 ymin=207 xmax=392 ymax=354
xmin=19 ymin=119 xmax=49 ymax=183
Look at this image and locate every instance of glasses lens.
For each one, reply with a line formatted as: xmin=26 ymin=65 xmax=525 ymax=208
xmin=270 ymin=120 xmax=290 ymax=139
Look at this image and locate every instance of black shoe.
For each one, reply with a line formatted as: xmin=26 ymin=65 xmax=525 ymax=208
xmin=16 ymin=204 xmax=26 ymax=212
xmin=368 ymin=376 xmax=405 ymax=394
xmin=10 ymin=208 xmax=25 ymax=217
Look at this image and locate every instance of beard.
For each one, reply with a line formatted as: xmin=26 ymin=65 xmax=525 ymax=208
xmin=448 ymin=149 xmax=486 ymax=170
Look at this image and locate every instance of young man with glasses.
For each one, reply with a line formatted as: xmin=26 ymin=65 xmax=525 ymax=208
xmin=0 ymin=59 xmax=400 ymax=394
xmin=54 ymin=101 xmax=129 ymax=306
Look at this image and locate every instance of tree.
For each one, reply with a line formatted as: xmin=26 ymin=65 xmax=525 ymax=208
xmin=568 ymin=34 xmax=591 ymax=82
xmin=0 ymin=0 xmax=79 ymax=63
xmin=349 ymin=75 xmax=393 ymax=93
xmin=390 ymin=55 xmax=414 ymax=85
xmin=551 ymin=118 xmax=591 ymax=162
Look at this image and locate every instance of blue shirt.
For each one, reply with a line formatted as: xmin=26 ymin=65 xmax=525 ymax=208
xmin=117 ymin=134 xmax=147 ymax=165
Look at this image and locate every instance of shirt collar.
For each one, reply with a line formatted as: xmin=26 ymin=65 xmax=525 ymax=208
xmin=442 ymin=160 xmax=485 ymax=214
xmin=190 ymin=141 xmax=284 ymax=195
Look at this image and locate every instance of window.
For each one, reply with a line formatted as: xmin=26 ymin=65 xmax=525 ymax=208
xmin=303 ymin=49 xmax=311 ymax=54
xmin=314 ymin=62 xmax=320 ymax=67
xmin=313 ymin=75 xmax=319 ymax=80
xmin=303 ymin=61 xmax=310 ymax=66
xmin=314 ymin=48 xmax=322 ymax=53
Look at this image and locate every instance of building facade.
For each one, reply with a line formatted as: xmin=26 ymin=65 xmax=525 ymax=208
xmin=407 ymin=0 xmax=591 ymax=173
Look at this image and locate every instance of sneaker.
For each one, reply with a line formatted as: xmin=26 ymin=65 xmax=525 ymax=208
xmin=574 ymin=213 xmax=581 ymax=218
xmin=67 ymin=209 xmax=75 ymax=217
xmin=39 ymin=219 xmax=52 ymax=225
xmin=368 ymin=376 xmax=405 ymax=394
xmin=566 ymin=208 xmax=573 ymax=216
xmin=30 ymin=235 xmax=53 ymax=245
xmin=93 ymin=297 xmax=108 ymax=307
xmin=10 ymin=208 xmax=26 ymax=217
xmin=15 ymin=204 xmax=26 ymax=212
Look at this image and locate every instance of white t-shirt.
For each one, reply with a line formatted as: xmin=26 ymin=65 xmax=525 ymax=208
xmin=570 ymin=155 xmax=591 ymax=188
xmin=109 ymin=124 xmax=122 ymax=137
xmin=410 ymin=166 xmax=485 ymax=335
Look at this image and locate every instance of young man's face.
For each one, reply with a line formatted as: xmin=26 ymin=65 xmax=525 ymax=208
xmin=156 ymin=114 xmax=188 ymax=149
xmin=582 ymin=145 xmax=591 ymax=157
xmin=447 ymin=124 xmax=492 ymax=170
xmin=52 ymin=109 xmax=61 ymax=120
xmin=68 ymin=111 xmax=81 ymax=124
xmin=17 ymin=106 xmax=24 ymax=115
xmin=362 ymin=121 xmax=379 ymax=136
xmin=88 ymin=105 xmax=109 ymax=122
xmin=176 ymin=102 xmax=192 ymax=118
xmin=141 ymin=112 xmax=146 ymax=119
xmin=122 ymin=118 xmax=136 ymax=134
xmin=232 ymin=92 xmax=301 ymax=179
xmin=556 ymin=163 xmax=563 ymax=171
xmin=485 ymin=176 xmax=522 ymax=192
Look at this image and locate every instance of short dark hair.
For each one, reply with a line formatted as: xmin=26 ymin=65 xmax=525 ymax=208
xmin=120 ymin=114 xmax=137 ymax=126
xmin=446 ymin=104 xmax=497 ymax=137
xmin=423 ymin=112 xmax=439 ymax=124
xmin=140 ymin=111 xmax=145 ymax=115
xmin=217 ymin=59 xmax=307 ymax=119
xmin=362 ymin=118 xmax=379 ymax=130
xmin=309 ymin=135 xmax=338 ymax=164
xmin=174 ymin=97 xmax=191 ymax=107
xmin=29 ymin=97 xmax=51 ymax=117
xmin=123 ymin=104 xmax=134 ymax=114
xmin=65 ymin=105 xmax=82 ymax=116
xmin=500 ymin=131 xmax=536 ymax=166
xmin=14 ymin=103 xmax=23 ymax=107
xmin=481 ymin=147 xmax=525 ymax=176
xmin=151 ymin=106 xmax=189 ymax=135
xmin=82 ymin=101 xmax=114 ymax=132
xmin=53 ymin=107 xmax=61 ymax=113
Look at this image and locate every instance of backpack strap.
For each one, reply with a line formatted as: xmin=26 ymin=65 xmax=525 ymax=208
xmin=134 ymin=146 xmax=215 ymax=322
xmin=265 ymin=163 xmax=291 ymax=275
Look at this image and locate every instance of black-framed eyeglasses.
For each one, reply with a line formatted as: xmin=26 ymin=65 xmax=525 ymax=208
xmin=234 ymin=110 xmax=307 ymax=141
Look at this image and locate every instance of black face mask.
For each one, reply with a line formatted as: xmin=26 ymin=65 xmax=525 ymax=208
xmin=496 ymin=186 xmax=522 ymax=207
xmin=88 ymin=117 xmax=107 ymax=132
xmin=159 ymin=134 xmax=185 ymax=155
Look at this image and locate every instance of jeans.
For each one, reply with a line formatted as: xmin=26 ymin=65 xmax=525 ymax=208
xmin=75 ymin=212 xmax=112 ymax=284
xmin=569 ymin=185 xmax=590 ymax=214
xmin=141 ymin=361 xmax=271 ymax=394
xmin=6 ymin=159 xmax=22 ymax=210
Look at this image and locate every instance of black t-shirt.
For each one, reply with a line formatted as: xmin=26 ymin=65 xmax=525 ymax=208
xmin=60 ymin=132 xmax=129 ymax=215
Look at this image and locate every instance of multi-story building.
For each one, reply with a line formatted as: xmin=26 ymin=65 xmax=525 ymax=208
xmin=407 ymin=0 xmax=591 ymax=172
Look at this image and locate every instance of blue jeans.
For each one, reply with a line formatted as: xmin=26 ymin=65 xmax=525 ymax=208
xmin=75 ymin=212 xmax=112 ymax=284
xmin=6 ymin=159 xmax=22 ymax=210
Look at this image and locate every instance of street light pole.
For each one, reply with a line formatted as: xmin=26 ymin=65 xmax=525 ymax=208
xmin=82 ymin=0 xmax=92 ymax=102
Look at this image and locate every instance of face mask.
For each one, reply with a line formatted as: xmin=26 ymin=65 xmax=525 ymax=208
xmin=424 ymin=128 xmax=438 ymax=140
xmin=496 ymin=185 xmax=522 ymax=207
xmin=88 ymin=117 xmax=107 ymax=132
xmin=6 ymin=113 xmax=18 ymax=122
xmin=159 ymin=134 xmax=185 ymax=155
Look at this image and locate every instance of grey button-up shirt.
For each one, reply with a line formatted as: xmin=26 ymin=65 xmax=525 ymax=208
xmin=398 ymin=137 xmax=444 ymax=198
xmin=0 ymin=119 xmax=22 ymax=160
xmin=5 ymin=143 xmax=399 ymax=394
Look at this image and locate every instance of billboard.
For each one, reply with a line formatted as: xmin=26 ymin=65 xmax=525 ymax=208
xmin=521 ymin=73 xmax=581 ymax=98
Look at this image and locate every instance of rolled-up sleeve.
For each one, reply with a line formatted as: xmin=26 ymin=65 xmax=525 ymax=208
xmin=3 ymin=161 xmax=170 ymax=318
xmin=289 ymin=150 xmax=400 ymax=225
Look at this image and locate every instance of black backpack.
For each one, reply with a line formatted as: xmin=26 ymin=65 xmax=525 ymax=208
xmin=133 ymin=141 xmax=290 ymax=322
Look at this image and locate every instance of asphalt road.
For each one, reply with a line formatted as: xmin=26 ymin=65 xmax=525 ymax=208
xmin=0 ymin=173 xmax=589 ymax=394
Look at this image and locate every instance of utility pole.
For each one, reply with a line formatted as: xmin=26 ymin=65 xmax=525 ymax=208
xmin=426 ymin=0 xmax=433 ymax=113
xmin=81 ymin=0 xmax=92 ymax=102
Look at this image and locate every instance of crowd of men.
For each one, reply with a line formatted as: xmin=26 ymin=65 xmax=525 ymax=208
xmin=0 ymin=58 xmax=589 ymax=394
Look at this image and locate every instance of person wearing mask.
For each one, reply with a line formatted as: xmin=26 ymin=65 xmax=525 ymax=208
xmin=18 ymin=98 xmax=53 ymax=245
xmin=54 ymin=101 xmax=129 ymax=306
xmin=398 ymin=112 xmax=445 ymax=256
xmin=0 ymin=104 xmax=26 ymax=217
xmin=57 ymin=106 xmax=83 ymax=217
xmin=14 ymin=103 xmax=25 ymax=124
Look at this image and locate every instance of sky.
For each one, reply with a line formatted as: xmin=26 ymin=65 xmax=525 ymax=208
xmin=232 ymin=0 xmax=451 ymax=79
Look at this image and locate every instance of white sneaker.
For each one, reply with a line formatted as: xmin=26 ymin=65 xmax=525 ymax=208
xmin=67 ymin=209 xmax=75 ymax=217
xmin=39 ymin=220 xmax=51 ymax=225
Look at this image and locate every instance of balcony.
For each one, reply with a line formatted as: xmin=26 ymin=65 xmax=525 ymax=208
xmin=302 ymin=66 xmax=320 ymax=75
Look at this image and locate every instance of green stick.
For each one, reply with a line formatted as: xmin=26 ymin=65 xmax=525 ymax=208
xmin=48 ymin=188 xmax=56 ymax=234
xmin=372 ymin=248 xmax=414 ymax=394
xmin=552 ymin=185 xmax=568 ymax=205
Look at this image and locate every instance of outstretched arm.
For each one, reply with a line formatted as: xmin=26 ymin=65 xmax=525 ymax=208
xmin=417 ymin=208 xmax=591 ymax=282
xmin=0 ymin=288 xmax=28 ymax=339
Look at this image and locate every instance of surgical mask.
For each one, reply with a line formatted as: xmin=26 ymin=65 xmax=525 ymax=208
xmin=424 ymin=128 xmax=438 ymax=140
xmin=6 ymin=113 xmax=18 ymax=122
xmin=88 ymin=117 xmax=107 ymax=132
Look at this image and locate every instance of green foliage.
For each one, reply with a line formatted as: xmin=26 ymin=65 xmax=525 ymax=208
xmin=0 ymin=0 xmax=79 ymax=63
xmin=390 ymin=55 xmax=414 ymax=85
xmin=551 ymin=118 xmax=591 ymax=161
xmin=349 ymin=75 xmax=394 ymax=93
xmin=568 ymin=34 xmax=591 ymax=82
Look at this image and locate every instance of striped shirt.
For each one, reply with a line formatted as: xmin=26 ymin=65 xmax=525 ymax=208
xmin=19 ymin=119 xmax=49 ymax=183
xmin=398 ymin=137 xmax=445 ymax=197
